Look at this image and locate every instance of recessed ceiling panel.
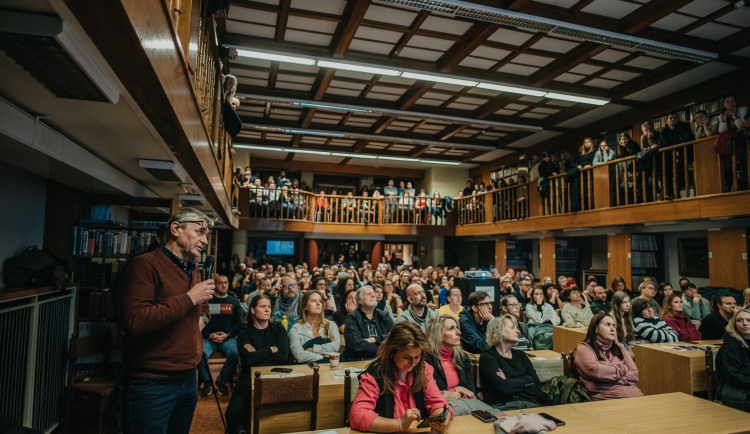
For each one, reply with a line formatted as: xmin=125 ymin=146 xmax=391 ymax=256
xmin=419 ymin=16 xmax=473 ymax=35
xmin=581 ymin=0 xmax=640 ymax=19
xmin=678 ymin=0 xmax=728 ymax=17
xmin=290 ymin=0 xmax=346 ymax=15
xmin=716 ymin=6 xmax=750 ymax=26
xmin=650 ymin=13 xmax=697 ymax=31
xmin=555 ymin=103 xmax=630 ymax=128
xmin=487 ymin=28 xmax=534 ymax=46
xmin=687 ymin=22 xmax=741 ymax=41
xmin=397 ymin=46 xmax=442 ymax=61
xmin=530 ymin=37 xmax=579 ymax=54
xmin=363 ymin=4 xmax=417 ymax=26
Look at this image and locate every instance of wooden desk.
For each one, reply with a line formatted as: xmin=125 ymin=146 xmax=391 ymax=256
xmin=250 ymin=360 xmax=369 ymax=433
xmin=552 ymin=326 xmax=587 ymax=354
xmin=574 ymin=392 xmax=750 ymax=433
xmin=633 ymin=340 xmax=721 ymax=396
xmin=291 ymin=393 xmax=750 ymax=434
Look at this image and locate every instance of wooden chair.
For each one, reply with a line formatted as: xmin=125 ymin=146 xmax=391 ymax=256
xmin=253 ymin=367 xmax=319 ymax=434
xmin=705 ymin=346 xmax=719 ymax=402
xmin=343 ymin=368 xmax=360 ymax=427
xmin=564 ymin=349 xmax=579 ymax=379
xmin=64 ymin=334 xmax=119 ymax=434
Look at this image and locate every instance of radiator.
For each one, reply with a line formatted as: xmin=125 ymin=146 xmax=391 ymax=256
xmin=0 ymin=287 xmax=75 ymax=433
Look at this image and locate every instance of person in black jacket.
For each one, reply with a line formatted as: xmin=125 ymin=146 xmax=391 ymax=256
xmin=424 ymin=315 xmax=498 ymax=416
xmin=225 ymin=294 xmax=289 ymax=433
xmin=660 ymin=112 xmax=695 ymax=199
xmin=716 ymin=307 xmax=750 ymax=411
xmin=343 ymin=286 xmax=394 ymax=361
xmin=569 ymin=137 xmax=596 ymax=212
xmin=458 ymin=291 xmax=493 ymax=354
xmin=479 ymin=315 xmax=542 ymax=410
xmin=537 ymin=152 xmax=559 ymax=214
xmin=700 ymin=293 xmax=737 ymax=339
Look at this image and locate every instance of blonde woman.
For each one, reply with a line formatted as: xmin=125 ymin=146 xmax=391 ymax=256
xmin=289 ymin=291 xmax=340 ymax=363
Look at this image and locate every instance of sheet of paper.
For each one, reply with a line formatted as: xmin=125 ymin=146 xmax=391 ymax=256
xmin=330 ymin=367 xmax=365 ymax=379
xmin=261 ymin=372 xmax=305 ymax=378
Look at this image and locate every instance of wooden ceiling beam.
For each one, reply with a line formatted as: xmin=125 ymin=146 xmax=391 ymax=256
xmin=677 ymin=4 xmax=736 ymax=35
xmin=436 ymin=22 xmax=499 ymax=72
xmin=410 ymin=145 xmax=431 ymax=158
xmin=312 ymin=69 xmax=335 ymax=100
xmin=275 ymin=0 xmax=290 ymax=43
xmin=529 ymin=41 xmax=607 ymax=87
xmin=250 ymin=157 xmax=426 ymax=178
xmin=569 ymin=0 xmax=596 ymax=14
xmin=474 ymin=94 xmax=520 ymax=120
xmin=461 ymin=150 xmax=485 ymax=163
xmin=389 ymin=10 xmax=430 ymax=59
xmin=330 ymin=0 xmax=370 ymax=57
xmin=620 ymin=0 xmax=693 ymax=34
xmin=437 ymin=124 xmax=468 ymax=141
xmin=611 ymin=60 xmax=695 ymax=100
xmin=397 ymin=81 xmax=434 ymax=110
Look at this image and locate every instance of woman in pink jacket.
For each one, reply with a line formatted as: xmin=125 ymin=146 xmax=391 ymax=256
xmin=349 ymin=321 xmax=453 ymax=432
xmin=575 ymin=312 xmax=644 ymax=400
xmin=660 ymin=293 xmax=702 ymax=341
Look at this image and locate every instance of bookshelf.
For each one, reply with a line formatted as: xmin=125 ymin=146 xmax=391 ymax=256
xmin=631 ymin=233 xmax=663 ymax=288
xmin=556 ymin=245 xmax=581 ymax=281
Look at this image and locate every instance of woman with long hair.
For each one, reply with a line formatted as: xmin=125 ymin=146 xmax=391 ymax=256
xmin=479 ymin=315 xmax=543 ymax=409
xmin=659 ymin=293 xmax=702 ymax=341
xmin=611 ymin=276 xmax=631 ymax=298
xmin=349 ymin=322 xmax=453 ymax=432
xmin=289 ymin=291 xmax=341 ymax=363
xmin=592 ymin=139 xmax=614 ymax=165
xmin=383 ymin=279 xmax=403 ymax=318
xmin=715 ymin=307 xmax=750 ymax=411
xmin=311 ymin=276 xmax=336 ymax=315
xmin=610 ymin=291 xmax=635 ymax=357
xmin=524 ymin=287 xmax=561 ymax=350
xmin=574 ymin=312 xmax=643 ymax=400
xmin=424 ymin=315 xmax=496 ymax=415
xmin=225 ymin=294 xmax=289 ymax=433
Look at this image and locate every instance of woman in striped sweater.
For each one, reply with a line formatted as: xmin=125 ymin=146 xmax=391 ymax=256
xmin=632 ymin=298 xmax=679 ymax=344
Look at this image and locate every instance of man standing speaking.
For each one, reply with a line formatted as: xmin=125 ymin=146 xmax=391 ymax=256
xmin=116 ymin=207 xmax=216 ymax=433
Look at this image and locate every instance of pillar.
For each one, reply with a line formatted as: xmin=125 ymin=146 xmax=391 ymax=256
xmin=539 ymin=237 xmax=556 ymax=280
xmin=372 ymin=241 xmax=384 ymax=269
xmin=231 ymin=229 xmax=247 ymax=259
xmin=305 ymin=239 xmax=319 ymax=268
xmin=708 ymin=227 xmax=748 ymax=290
xmin=495 ymin=239 xmax=507 ymax=272
xmin=608 ymin=233 xmax=632 ymax=290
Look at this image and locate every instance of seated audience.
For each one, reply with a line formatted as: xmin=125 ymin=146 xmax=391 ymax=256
xmin=633 ymin=281 xmax=661 ymax=314
xmin=575 ymin=313 xmax=643 ymax=400
xmin=311 ymin=276 xmax=336 ymax=316
xmin=334 ymin=289 xmax=357 ymax=334
xmin=198 ymin=275 xmax=242 ymax=397
xmin=438 ymin=287 xmax=464 ymax=321
xmin=424 ymin=315 xmax=497 ymax=416
xmin=590 ymin=286 xmax=612 ymax=314
xmin=716 ymin=307 xmax=750 ymax=411
xmin=654 ymin=281 xmax=674 ymax=307
xmin=479 ymin=315 xmax=543 ymax=410
xmin=544 ymin=283 xmax=564 ymax=309
xmin=382 ymin=279 xmax=403 ymax=318
xmin=561 ymin=286 xmax=594 ymax=327
xmin=682 ymin=283 xmax=710 ymax=320
xmin=632 ymin=298 xmax=678 ymax=344
xmin=592 ymin=140 xmax=614 ymax=165
xmin=344 ymin=286 xmax=394 ymax=361
xmin=611 ymin=276 xmax=632 ymax=298
xmin=700 ymin=293 xmax=738 ymax=339
xmin=512 ymin=276 xmax=533 ymax=308
xmin=610 ymin=291 xmax=636 ymax=355
xmin=500 ymin=295 xmax=534 ymax=351
xmin=693 ymin=109 xmax=719 ymax=139
xmin=271 ymin=275 xmax=300 ymax=332
xmin=289 ymin=291 xmax=341 ymax=363
xmin=524 ymin=287 xmax=561 ymax=350
xmin=349 ymin=322 xmax=453 ymax=432
xmin=659 ymin=293 xmax=702 ymax=342
xmin=459 ymin=291 xmax=493 ymax=354
xmin=435 ymin=275 xmax=452 ymax=305
xmin=396 ymin=284 xmax=438 ymax=331
xmin=225 ymin=294 xmax=289 ymax=433
xmin=743 ymin=287 xmax=750 ymax=309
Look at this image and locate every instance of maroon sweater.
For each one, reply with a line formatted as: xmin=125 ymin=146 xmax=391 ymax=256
xmin=116 ymin=249 xmax=209 ymax=378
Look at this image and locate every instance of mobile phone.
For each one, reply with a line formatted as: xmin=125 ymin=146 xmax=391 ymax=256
xmin=538 ymin=412 xmax=565 ymax=426
xmin=416 ymin=407 xmax=448 ymax=428
xmin=270 ymin=367 xmax=292 ymax=373
xmin=471 ymin=409 xmax=497 ymax=423
xmin=307 ymin=362 xmax=319 ymax=369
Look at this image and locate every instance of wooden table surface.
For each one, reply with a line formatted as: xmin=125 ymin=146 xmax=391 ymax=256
xmin=290 ymin=392 xmax=750 ymax=434
xmin=633 ymin=339 xmax=722 ymax=396
xmin=552 ymin=325 xmax=588 ymax=354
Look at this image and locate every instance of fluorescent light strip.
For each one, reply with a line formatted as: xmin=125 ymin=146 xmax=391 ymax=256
xmin=420 ymin=159 xmax=461 ymax=166
xmin=378 ymin=156 xmax=420 ymax=162
xmin=331 ymin=152 xmax=378 ymax=159
xmin=235 ymin=49 xmax=608 ymax=106
xmin=402 ymin=72 xmax=478 ymax=87
xmin=282 ymin=129 xmax=346 ymax=137
xmin=234 ymin=144 xmax=462 ymax=165
xmin=233 ymin=144 xmax=284 ymax=151
xmin=292 ymin=101 xmax=373 ymax=113
xmin=283 ymin=148 xmax=332 ymax=155
xmin=317 ymin=60 xmax=400 ymax=76
xmin=544 ymin=92 xmax=608 ymax=106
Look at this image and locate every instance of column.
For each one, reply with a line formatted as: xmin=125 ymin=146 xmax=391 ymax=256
xmin=607 ymin=233 xmax=632 ymax=290
xmin=305 ymin=239 xmax=319 ymax=269
xmin=371 ymin=241 xmax=384 ymax=269
xmin=539 ymin=237 xmax=556 ymax=280
xmin=231 ymin=229 xmax=247 ymax=259
xmin=708 ymin=228 xmax=748 ymax=290
xmin=495 ymin=239 xmax=507 ymax=272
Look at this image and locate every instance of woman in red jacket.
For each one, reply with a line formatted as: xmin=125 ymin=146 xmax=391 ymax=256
xmin=660 ymin=293 xmax=702 ymax=341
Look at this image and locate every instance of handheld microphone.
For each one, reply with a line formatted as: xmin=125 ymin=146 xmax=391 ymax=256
xmin=203 ymin=255 xmax=215 ymax=281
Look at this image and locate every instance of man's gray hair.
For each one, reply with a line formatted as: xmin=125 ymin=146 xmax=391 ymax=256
xmin=486 ymin=314 xmax=518 ymax=347
xmin=356 ymin=285 xmax=373 ymax=303
xmin=166 ymin=207 xmax=213 ymax=241
xmin=642 ymin=121 xmax=652 ymax=129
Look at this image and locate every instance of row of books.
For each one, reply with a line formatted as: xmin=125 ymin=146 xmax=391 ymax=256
xmin=72 ymin=227 xmax=159 ymax=256
xmin=631 ymin=234 xmax=658 ymax=251
xmin=75 ymin=321 xmax=122 ymax=376
xmin=632 ymin=251 xmax=659 ymax=268
xmin=130 ymin=219 xmax=168 ymax=228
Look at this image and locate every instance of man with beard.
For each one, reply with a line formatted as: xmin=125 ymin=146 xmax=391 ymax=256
xmin=395 ymin=284 xmax=438 ymax=331
xmin=271 ymin=275 xmax=300 ymax=332
xmin=343 ymin=286 xmax=394 ymax=361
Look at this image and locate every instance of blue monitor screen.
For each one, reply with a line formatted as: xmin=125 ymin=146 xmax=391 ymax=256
xmin=267 ymin=240 xmax=295 ymax=255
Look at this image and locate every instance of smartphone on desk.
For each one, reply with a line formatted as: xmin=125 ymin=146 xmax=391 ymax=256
xmin=270 ymin=367 xmax=293 ymax=373
xmin=417 ymin=406 xmax=449 ymax=428
xmin=538 ymin=412 xmax=565 ymax=426
xmin=471 ymin=409 xmax=497 ymax=423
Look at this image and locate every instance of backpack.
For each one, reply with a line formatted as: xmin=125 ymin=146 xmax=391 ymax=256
xmin=540 ymin=375 xmax=590 ymax=405
xmin=2 ymin=246 xmax=68 ymax=290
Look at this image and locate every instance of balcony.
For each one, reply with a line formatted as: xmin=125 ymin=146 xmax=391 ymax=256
xmin=239 ymin=136 xmax=750 ymax=235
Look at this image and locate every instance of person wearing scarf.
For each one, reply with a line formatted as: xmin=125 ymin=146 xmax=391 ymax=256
xmin=271 ymin=275 xmax=300 ymax=332
xmin=575 ymin=313 xmax=643 ymax=400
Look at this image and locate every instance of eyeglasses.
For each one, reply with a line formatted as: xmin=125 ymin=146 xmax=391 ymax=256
xmin=283 ymin=283 xmax=297 ymax=288
xmin=477 ymin=302 xmax=492 ymax=307
xmin=184 ymin=220 xmax=212 ymax=235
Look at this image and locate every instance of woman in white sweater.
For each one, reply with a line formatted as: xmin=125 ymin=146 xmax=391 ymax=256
xmin=289 ymin=291 xmax=341 ymax=363
xmin=525 ymin=287 xmax=561 ymax=350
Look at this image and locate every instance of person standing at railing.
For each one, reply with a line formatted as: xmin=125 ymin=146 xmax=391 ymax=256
xmin=639 ymin=122 xmax=666 ymax=200
xmin=537 ymin=152 xmax=558 ymax=214
xmin=660 ymin=112 xmax=695 ymax=198
xmin=415 ymin=190 xmax=428 ymax=223
xmin=569 ymin=137 xmax=595 ymax=212
xmin=399 ymin=191 xmax=415 ymax=223
xmin=383 ymin=179 xmax=398 ymax=223
xmin=615 ymin=133 xmax=639 ymax=204
xmin=693 ymin=109 xmax=719 ymax=139
xmin=718 ymin=95 xmax=750 ymax=191
xmin=430 ymin=191 xmax=444 ymax=225
xmin=343 ymin=190 xmax=357 ymax=223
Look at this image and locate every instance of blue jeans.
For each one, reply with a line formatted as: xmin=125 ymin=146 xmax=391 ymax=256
xmin=198 ymin=338 xmax=238 ymax=385
xmin=121 ymin=371 xmax=198 ymax=434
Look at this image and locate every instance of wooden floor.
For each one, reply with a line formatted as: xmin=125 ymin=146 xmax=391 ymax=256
xmin=190 ymin=391 xmax=231 ymax=434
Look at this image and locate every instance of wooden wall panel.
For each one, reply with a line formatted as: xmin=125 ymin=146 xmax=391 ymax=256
xmin=539 ymin=237 xmax=556 ymax=280
xmin=608 ymin=233 xmax=632 ymax=291
xmin=495 ymin=239 xmax=507 ymax=272
xmin=708 ymin=228 xmax=748 ymax=290
xmin=693 ymin=139 xmax=722 ymax=196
